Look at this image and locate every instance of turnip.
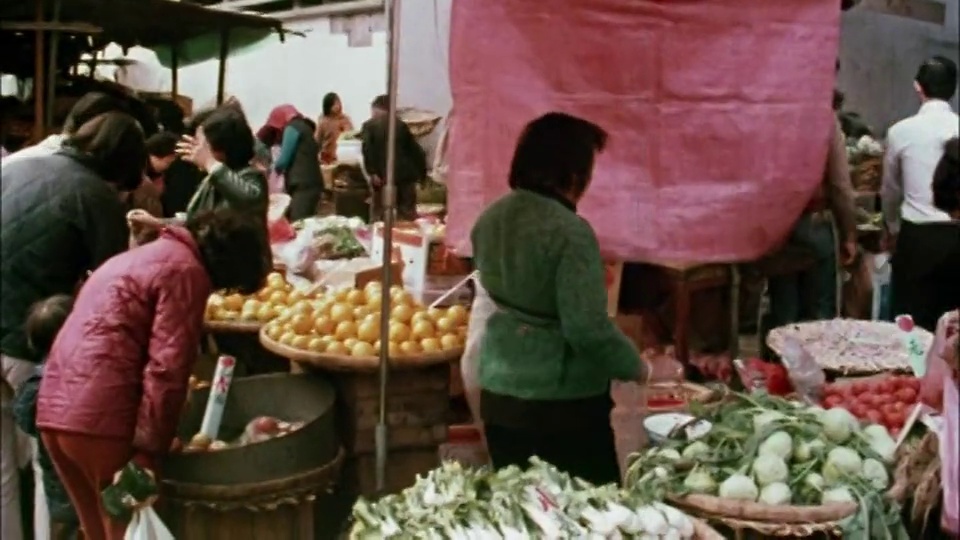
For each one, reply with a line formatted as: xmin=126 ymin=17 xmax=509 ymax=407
xmin=758 ymin=482 xmax=792 ymax=505
xmin=652 ymin=502 xmax=694 ymax=538
xmin=861 ymin=458 xmax=889 ymax=490
xmin=753 ymin=411 xmax=786 ymax=432
xmin=803 ymin=472 xmax=825 ymax=491
xmin=820 ymin=408 xmax=858 ymax=443
xmin=683 ymin=468 xmax=717 ymax=494
xmin=758 ymin=431 xmax=793 ymax=460
xmin=821 ymin=486 xmax=855 ymax=504
xmin=681 ymin=441 xmax=711 ymax=460
xmin=793 ymin=438 xmax=826 ymax=462
xmin=635 ymin=505 xmax=669 ymax=536
xmin=752 ymin=454 xmax=789 ymax=486
xmin=822 ymin=446 xmax=863 ymax=485
xmin=719 ymin=474 xmax=759 ymax=501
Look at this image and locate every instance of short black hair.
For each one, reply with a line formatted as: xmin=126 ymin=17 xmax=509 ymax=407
xmin=65 ymin=111 xmax=147 ymax=192
xmin=187 ymin=209 xmax=271 ymax=295
xmin=185 ymin=107 xmax=216 ymax=136
xmin=63 ymin=92 xmax=126 ymax=135
xmin=146 ymin=131 xmax=178 ymax=158
xmin=200 ymin=107 xmax=255 ymax=170
xmin=371 ymin=94 xmax=389 ymax=111
xmin=833 ymin=89 xmax=845 ymax=111
xmin=916 ymin=56 xmax=958 ymax=101
xmin=25 ymin=295 xmax=73 ymax=358
xmin=322 ymin=92 xmax=341 ymax=116
xmin=507 ymin=112 xmax=608 ymax=197
xmin=933 ymin=138 xmax=959 ymax=215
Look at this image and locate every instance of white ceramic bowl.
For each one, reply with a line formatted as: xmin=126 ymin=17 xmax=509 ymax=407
xmin=643 ymin=413 xmax=712 ymax=445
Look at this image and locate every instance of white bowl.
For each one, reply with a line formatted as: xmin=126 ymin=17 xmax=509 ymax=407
xmin=643 ymin=413 xmax=712 ymax=445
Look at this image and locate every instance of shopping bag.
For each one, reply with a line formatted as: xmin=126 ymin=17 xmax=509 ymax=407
xmin=124 ymin=507 xmax=174 ymax=540
xmin=461 ymin=276 xmax=496 ymax=426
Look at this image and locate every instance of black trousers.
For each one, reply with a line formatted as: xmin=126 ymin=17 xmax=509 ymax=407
xmin=891 ymin=220 xmax=960 ymax=331
xmin=482 ymin=392 xmax=620 ymax=486
xmin=287 ymin=186 xmax=322 ymax=222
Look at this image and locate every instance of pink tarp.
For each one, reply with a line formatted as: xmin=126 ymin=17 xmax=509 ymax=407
xmin=444 ymin=0 xmax=841 ymax=263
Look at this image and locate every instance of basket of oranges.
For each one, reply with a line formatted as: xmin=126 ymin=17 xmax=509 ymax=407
xmin=204 ymin=271 xmax=324 ymax=333
xmin=258 ymin=280 xmax=468 ymax=371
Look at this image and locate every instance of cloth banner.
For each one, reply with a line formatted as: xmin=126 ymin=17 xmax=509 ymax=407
xmin=445 ymin=0 xmax=840 ymax=263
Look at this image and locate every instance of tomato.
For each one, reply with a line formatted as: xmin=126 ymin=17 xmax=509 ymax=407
xmin=896 ymin=387 xmax=918 ymax=404
xmin=859 ymin=394 xmax=879 ymax=407
xmin=851 ymin=382 xmax=868 ymax=395
xmin=892 ymin=401 xmax=907 ymax=413
xmin=888 ymin=411 xmax=906 ymax=427
xmin=890 ymin=427 xmax=901 ymax=439
xmin=881 ymin=402 xmax=897 ymax=415
xmin=824 ymin=394 xmax=843 ymax=408
xmin=866 ymin=410 xmax=884 ymax=424
xmin=823 ymin=383 xmax=837 ymax=395
xmin=906 ymin=378 xmax=921 ymax=392
xmin=877 ymin=380 xmax=895 ymax=393
xmin=850 ymin=404 xmax=868 ymax=418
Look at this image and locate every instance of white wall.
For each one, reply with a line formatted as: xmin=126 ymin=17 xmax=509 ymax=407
xmin=838 ymin=1 xmax=959 ymax=134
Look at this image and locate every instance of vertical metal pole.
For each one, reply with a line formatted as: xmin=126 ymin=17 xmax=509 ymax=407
xmin=375 ymin=0 xmax=402 ymax=494
xmin=45 ymin=0 xmax=62 ymax=129
xmin=216 ymin=29 xmax=230 ymax=105
xmin=171 ymin=42 xmax=180 ymax=99
xmin=32 ymin=0 xmax=45 ymax=141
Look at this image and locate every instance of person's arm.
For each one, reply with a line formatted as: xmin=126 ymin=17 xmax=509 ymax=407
xmin=399 ymin=122 xmax=428 ymax=181
xmin=881 ymin=128 xmax=904 ymax=236
xmin=207 ymin=163 xmax=267 ymax=211
xmin=361 ymin=120 xmax=384 ymax=179
xmin=555 ymin=221 xmax=643 ymax=381
xmin=132 ymin=268 xmax=209 ymax=464
xmin=342 ymin=115 xmax=355 ymax=133
xmin=272 ymin=125 xmax=301 ymax=173
xmin=825 ymin=118 xmax=857 ymax=242
xmin=80 ymin=185 xmax=130 ymax=268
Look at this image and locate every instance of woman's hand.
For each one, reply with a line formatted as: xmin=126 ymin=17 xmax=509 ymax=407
xmin=176 ymin=134 xmax=218 ymax=172
xmin=639 ymin=356 xmax=685 ymax=386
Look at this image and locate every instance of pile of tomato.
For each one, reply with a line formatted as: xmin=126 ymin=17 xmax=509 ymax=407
xmin=821 ymin=375 xmax=920 ymax=437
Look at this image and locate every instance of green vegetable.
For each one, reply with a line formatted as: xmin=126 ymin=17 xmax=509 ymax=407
xmin=821 ymin=408 xmax=858 ymax=443
xmin=822 ymin=486 xmax=855 ymax=504
xmin=863 ymin=424 xmax=897 ymax=463
xmin=758 ymin=482 xmax=792 ymax=505
xmin=823 ymin=446 xmax=863 ymax=485
xmin=793 ymin=438 xmax=826 ymax=462
xmin=682 ymin=468 xmax=717 ymax=494
xmin=718 ymin=474 xmax=759 ymax=501
xmin=861 ymin=458 xmax=889 ymax=490
xmin=752 ymin=454 xmax=789 ymax=486
xmin=752 ymin=411 xmax=786 ymax=432
xmin=757 ymin=431 xmax=793 ymax=460
xmin=681 ymin=441 xmax=711 ymax=460
xmin=656 ymin=448 xmax=682 ymax=461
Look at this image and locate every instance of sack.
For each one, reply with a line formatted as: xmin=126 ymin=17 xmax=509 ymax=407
xmin=124 ymin=507 xmax=174 ymax=540
xmin=461 ymin=276 xmax=496 ymax=425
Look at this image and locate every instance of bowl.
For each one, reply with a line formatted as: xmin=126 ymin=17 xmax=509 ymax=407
xmin=643 ymin=413 xmax=712 ymax=446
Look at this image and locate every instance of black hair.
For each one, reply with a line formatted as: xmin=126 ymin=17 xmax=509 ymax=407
xmin=65 ymin=111 xmax=147 ymax=192
xmin=507 ymin=112 xmax=608 ymax=197
xmin=832 ymin=89 xmax=845 ymax=112
xmin=323 ymin=92 xmax=341 ymax=117
xmin=838 ymin=111 xmax=873 ymax=139
xmin=301 ymin=117 xmax=317 ymax=133
xmin=154 ymin=101 xmax=186 ymax=135
xmin=933 ymin=138 xmax=960 ymax=215
xmin=371 ymin=94 xmax=389 ymax=111
xmin=62 ymin=92 xmax=126 ymax=135
xmin=185 ymin=107 xmax=216 ymax=136
xmin=186 ymin=209 xmax=271 ymax=295
xmin=200 ymin=107 xmax=255 ymax=170
xmin=146 ymin=131 xmax=178 ymax=158
xmin=25 ymin=295 xmax=73 ymax=358
xmin=916 ymin=56 xmax=958 ymax=101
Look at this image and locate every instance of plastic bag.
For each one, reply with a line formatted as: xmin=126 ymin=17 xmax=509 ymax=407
xmin=779 ymin=337 xmax=825 ymax=404
xmin=919 ymin=311 xmax=959 ymax=411
xmin=124 ymin=507 xmax=174 ymax=540
xmin=942 ymin=378 xmax=959 ymax=535
xmin=461 ymin=276 xmax=496 ymax=426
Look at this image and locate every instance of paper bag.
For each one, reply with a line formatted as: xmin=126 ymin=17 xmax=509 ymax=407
xmin=124 ymin=507 xmax=174 ymax=540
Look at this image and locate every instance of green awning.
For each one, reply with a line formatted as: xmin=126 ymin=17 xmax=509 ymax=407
xmin=151 ymin=27 xmax=286 ymax=68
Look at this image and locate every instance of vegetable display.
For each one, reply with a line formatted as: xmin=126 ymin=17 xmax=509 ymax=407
xmin=350 ymin=459 xmax=703 ymax=539
xmin=624 ymin=391 xmax=909 ymax=539
xmin=820 ymin=375 xmax=920 ymax=438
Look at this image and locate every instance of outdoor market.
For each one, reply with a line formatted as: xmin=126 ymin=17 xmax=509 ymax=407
xmin=0 ymin=0 xmax=958 ymax=539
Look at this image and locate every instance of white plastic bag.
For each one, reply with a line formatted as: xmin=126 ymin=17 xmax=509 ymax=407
xmin=124 ymin=507 xmax=174 ymax=540
xmin=461 ymin=276 xmax=496 ymax=426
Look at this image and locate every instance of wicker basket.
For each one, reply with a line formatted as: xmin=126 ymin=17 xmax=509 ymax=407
xmin=398 ymin=107 xmax=442 ymax=139
xmin=668 ymin=493 xmax=857 ymax=524
xmin=204 ymin=320 xmax=262 ymax=333
xmin=691 ymin=517 xmax=726 ymax=540
xmin=259 ymin=327 xmax=462 ymax=371
xmin=709 ymin=516 xmax=842 ymax=538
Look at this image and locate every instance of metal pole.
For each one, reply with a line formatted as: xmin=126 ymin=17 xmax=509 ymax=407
xmin=45 ymin=0 xmax=62 ymax=129
xmin=216 ymin=29 xmax=230 ymax=105
xmin=375 ymin=0 xmax=402 ymax=494
xmin=32 ymin=0 xmax=45 ymax=141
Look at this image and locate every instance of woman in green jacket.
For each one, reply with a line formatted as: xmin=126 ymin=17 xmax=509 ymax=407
xmin=471 ymin=112 xmax=673 ymax=484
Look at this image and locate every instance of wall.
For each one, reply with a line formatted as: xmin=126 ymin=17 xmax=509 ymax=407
xmin=838 ymin=0 xmax=959 ymax=135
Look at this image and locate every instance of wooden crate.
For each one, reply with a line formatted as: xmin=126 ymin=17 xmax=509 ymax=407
xmin=162 ymin=498 xmax=315 ymax=540
xmin=331 ymin=363 xmax=450 ymax=454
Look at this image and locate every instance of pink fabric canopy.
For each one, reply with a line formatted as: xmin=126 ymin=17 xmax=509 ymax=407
xmin=444 ymin=0 xmax=841 ymax=263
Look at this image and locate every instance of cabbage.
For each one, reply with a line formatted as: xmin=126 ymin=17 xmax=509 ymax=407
xmin=822 ymin=447 xmax=863 ymax=485
xmin=821 ymin=486 xmax=855 ymax=504
xmin=752 ymin=454 xmax=789 ymax=486
xmin=793 ymin=439 xmax=826 ymax=462
xmin=861 ymin=458 xmax=889 ymax=490
xmin=758 ymin=431 xmax=793 ymax=460
xmin=719 ymin=474 xmax=759 ymax=501
xmin=681 ymin=441 xmax=711 ymax=460
xmin=820 ymin=408 xmax=858 ymax=443
xmin=683 ymin=469 xmax=717 ymax=494
xmin=758 ymin=482 xmax=792 ymax=505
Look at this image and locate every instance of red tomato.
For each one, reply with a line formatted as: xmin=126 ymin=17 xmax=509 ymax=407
xmin=890 ymin=427 xmax=901 ymax=439
xmin=824 ymin=395 xmax=843 ymax=408
xmin=889 ymin=411 xmax=906 ymax=427
xmin=823 ymin=383 xmax=837 ymax=395
xmin=877 ymin=380 xmax=895 ymax=393
xmin=859 ymin=394 xmax=878 ymax=407
xmin=906 ymin=378 xmax=921 ymax=392
xmin=896 ymin=387 xmax=918 ymax=404
xmin=851 ymin=382 xmax=868 ymax=395
xmin=881 ymin=403 xmax=897 ymax=415
xmin=892 ymin=401 xmax=907 ymax=413
xmin=866 ymin=410 xmax=884 ymax=424
xmin=850 ymin=404 xmax=868 ymax=418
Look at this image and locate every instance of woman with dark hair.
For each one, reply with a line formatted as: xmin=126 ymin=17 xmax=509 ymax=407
xmin=315 ymin=92 xmax=354 ymax=165
xmin=258 ymin=104 xmax=322 ymax=220
xmin=1 ymin=111 xmax=144 ymax=540
xmin=469 ymin=112 xmax=678 ymax=484
xmin=36 ymin=208 xmax=271 ymax=540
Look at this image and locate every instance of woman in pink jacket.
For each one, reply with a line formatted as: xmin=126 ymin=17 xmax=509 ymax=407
xmin=36 ymin=208 xmax=270 ymax=539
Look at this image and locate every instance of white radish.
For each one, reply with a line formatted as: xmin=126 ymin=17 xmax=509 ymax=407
xmin=653 ymin=502 xmax=695 ymax=538
xmin=635 ymin=505 xmax=669 ymax=536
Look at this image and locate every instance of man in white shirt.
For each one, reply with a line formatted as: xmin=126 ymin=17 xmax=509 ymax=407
xmin=881 ymin=56 xmax=960 ymax=331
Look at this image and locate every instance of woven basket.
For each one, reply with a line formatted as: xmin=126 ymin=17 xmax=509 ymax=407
xmin=691 ymin=517 xmax=726 ymax=540
xmin=259 ymin=327 xmax=461 ymax=371
xmin=851 ymin=156 xmax=882 ymax=192
xmin=710 ymin=515 xmax=842 ymax=537
xmin=398 ymin=107 xmax=442 ymax=138
xmin=668 ymin=493 xmax=857 ymax=524
xmin=204 ymin=320 xmax=263 ymax=333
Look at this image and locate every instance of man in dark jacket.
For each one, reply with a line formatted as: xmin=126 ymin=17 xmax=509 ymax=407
xmin=361 ymin=94 xmax=427 ymax=221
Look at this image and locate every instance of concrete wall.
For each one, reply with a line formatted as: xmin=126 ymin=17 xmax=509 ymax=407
xmin=838 ymin=1 xmax=959 ymax=135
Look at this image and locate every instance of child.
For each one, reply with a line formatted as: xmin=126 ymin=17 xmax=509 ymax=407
xmin=13 ymin=295 xmax=77 ymax=540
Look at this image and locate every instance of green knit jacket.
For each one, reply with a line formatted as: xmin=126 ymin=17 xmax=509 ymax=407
xmin=471 ymin=189 xmax=642 ymax=400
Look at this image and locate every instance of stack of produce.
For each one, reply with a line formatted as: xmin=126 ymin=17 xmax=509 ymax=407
xmin=820 ymin=375 xmax=920 ymax=437
xmin=262 ymin=280 xmax=468 ymax=358
xmin=624 ymin=391 xmax=908 ymax=538
xmin=350 ymin=458 xmax=705 ymax=539
xmin=205 ymin=271 xmax=317 ymax=324
xmin=176 ymin=416 xmax=306 ymax=453
xmin=846 ymin=134 xmax=884 ymax=192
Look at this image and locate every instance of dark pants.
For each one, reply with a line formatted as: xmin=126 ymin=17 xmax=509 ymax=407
xmin=482 ymin=392 xmax=620 ymax=486
xmin=287 ymin=187 xmax=322 ymax=222
xmin=891 ymin=220 xmax=960 ymax=332
xmin=372 ymin=183 xmax=418 ymax=222
xmin=768 ymin=213 xmax=838 ymax=326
